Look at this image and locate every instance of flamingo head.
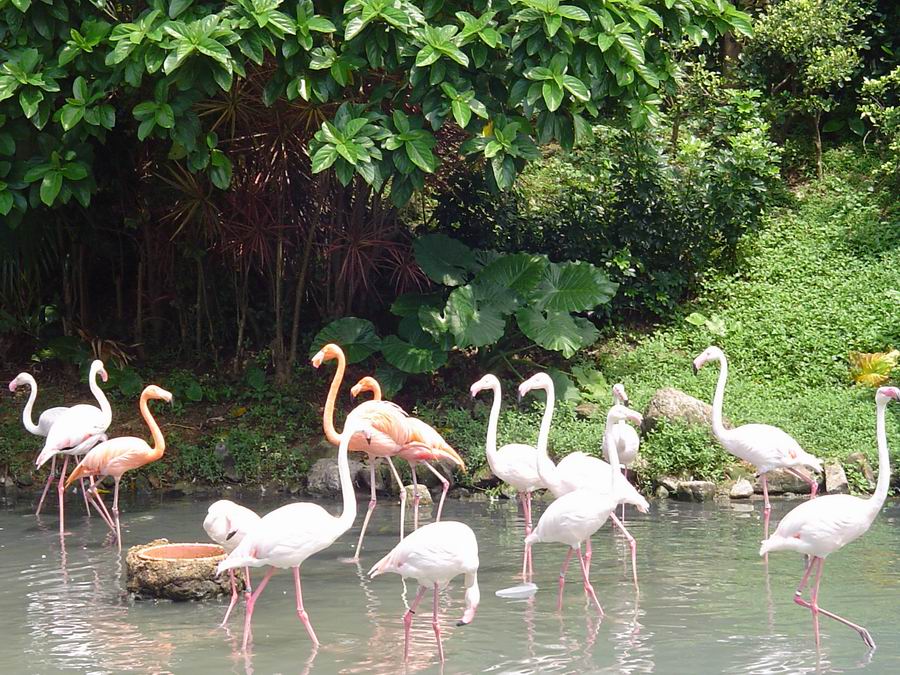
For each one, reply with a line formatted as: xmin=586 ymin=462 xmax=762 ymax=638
xmin=311 ymin=343 xmax=342 ymax=368
xmin=90 ymin=359 xmax=109 ymax=383
xmin=692 ymin=346 xmax=724 ymax=375
xmin=518 ymin=372 xmax=553 ymax=401
xmin=143 ymin=385 xmax=173 ymax=404
xmin=8 ymin=373 xmax=27 ymax=393
xmin=611 ymin=383 xmax=629 ymax=406
xmin=351 ymin=376 xmax=378 ymax=398
xmin=469 ymin=374 xmax=500 ymax=398
xmin=457 ymin=575 xmax=480 ymax=626
xmin=607 ymin=404 xmax=642 ymax=427
xmin=876 ymin=386 xmax=900 ymax=405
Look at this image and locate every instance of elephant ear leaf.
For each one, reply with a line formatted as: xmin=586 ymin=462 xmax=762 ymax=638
xmin=381 ymin=334 xmax=448 ymax=373
xmin=531 ymin=261 xmax=617 ymax=312
xmin=413 ymin=234 xmax=478 ymax=287
xmin=516 ymin=308 xmax=590 ymax=358
xmin=474 ymin=253 xmax=546 ymax=294
xmin=309 ymin=317 xmax=381 ymax=363
xmin=445 ymin=284 xmax=506 ymax=348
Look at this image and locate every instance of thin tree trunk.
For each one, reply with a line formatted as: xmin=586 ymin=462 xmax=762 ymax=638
xmin=813 ymin=110 xmax=824 ymax=180
xmin=289 ymin=187 xmax=324 ymax=368
xmin=195 ymin=257 xmax=203 ymax=355
xmin=134 ymin=256 xmax=144 ymax=356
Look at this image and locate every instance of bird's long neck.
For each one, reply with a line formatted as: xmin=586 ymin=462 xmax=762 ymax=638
xmin=336 ymin=416 xmax=359 ymax=533
xmin=20 ymin=376 xmax=40 ymax=435
xmin=322 ymin=351 xmax=347 ymax=446
xmin=90 ymin=366 xmax=112 ymax=429
xmin=710 ymin=355 xmax=729 ymax=441
xmin=484 ymin=383 xmax=502 ymax=469
xmin=369 ymin=379 xmax=382 ymax=401
xmin=462 ymin=571 xmax=480 ymax=624
xmin=603 ymin=411 xmax=621 ymax=492
xmin=535 ymin=383 xmax=563 ymax=494
xmin=141 ymin=393 xmax=166 ymax=460
xmin=870 ymin=399 xmax=891 ymax=512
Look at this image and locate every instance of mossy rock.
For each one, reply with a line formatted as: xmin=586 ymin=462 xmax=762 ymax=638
xmin=126 ymin=538 xmax=242 ymax=601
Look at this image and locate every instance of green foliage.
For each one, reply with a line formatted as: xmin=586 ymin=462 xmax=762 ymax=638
xmin=640 ymin=419 xmax=734 ymax=483
xmin=315 ymin=234 xmax=617 ymax=375
xmin=435 ymin=66 xmax=782 ymax=316
xmin=859 ymin=65 xmax=900 ymax=186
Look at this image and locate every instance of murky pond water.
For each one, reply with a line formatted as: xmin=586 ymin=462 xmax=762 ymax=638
xmin=1 ymin=491 xmax=898 ymax=674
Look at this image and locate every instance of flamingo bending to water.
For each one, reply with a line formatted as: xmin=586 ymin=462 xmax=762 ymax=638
xmin=369 ymin=520 xmax=480 ymax=663
xmin=760 ymin=386 xmax=898 ymax=649
xmin=65 ymin=385 xmax=172 ymax=550
xmin=519 ymin=373 xmax=649 ymax=587
xmin=217 ymin=412 xmax=377 ymax=651
xmin=350 ymin=376 xmax=465 ymax=534
xmin=470 ymin=373 xmax=546 ymax=581
xmin=693 ymin=346 xmax=823 ymax=539
xmin=603 ymin=384 xmax=641 ymax=509
xmin=203 ymin=500 xmax=261 ymax=625
xmin=31 ymin=360 xmax=112 ymax=534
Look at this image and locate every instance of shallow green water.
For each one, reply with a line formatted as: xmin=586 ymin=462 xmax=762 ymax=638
xmin=0 ymin=491 xmax=898 ymax=674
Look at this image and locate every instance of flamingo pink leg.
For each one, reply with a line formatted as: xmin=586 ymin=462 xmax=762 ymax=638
xmin=111 ymin=476 xmax=122 ymax=551
xmin=36 ymin=455 xmax=57 ymax=516
xmin=292 ymin=567 xmax=319 ymax=646
xmin=793 ymin=556 xmax=875 ymax=649
xmin=384 ymin=457 xmax=407 ymax=540
xmin=577 ymin=547 xmax=603 ymax=615
xmin=432 ymin=582 xmax=444 ymax=662
xmin=220 ymin=569 xmax=239 ymax=626
xmin=57 ymin=456 xmax=69 ymax=536
xmin=584 ymin=538 xmax=592 ymax=584
xmin=761 ymin=474 xmax=771 ymax=542
xmin=609 ymin=512 xmax=639 ymax=588
xmin=403 ymin=585 xmax=427 ymax=662
xmin=80 ymin=477 xmax=91 ymax=516
xmin=351 ymin=460 xmax=379 ymax=562
xmin=420 ymin=461 xmax=448 ymax=522
xmin=242 ymin=567 xmax=275 ymax=652
xmin=557 ymin=547 xmax=575 ymax=612
xmin=88 ymin=478 xmax=116 ymax=532
xmin=786 ymin=467 xmax=819 ymax=497
xmin=410 ymin=465 xmax=421 ymax=531
xmin=244 ymin=566 xmax=252 ymax=594
xmin=521 ymin=491 xmax=535 ymax=582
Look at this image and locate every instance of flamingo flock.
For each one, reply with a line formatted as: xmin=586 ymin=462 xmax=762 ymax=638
xmin=7 ymin=343 xmax=896 ymax=663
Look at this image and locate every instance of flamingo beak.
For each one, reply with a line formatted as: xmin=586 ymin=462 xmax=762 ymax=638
xmin=225 ymin=530 xmax=237 ymax=541
xmin=100 ymin=369 xmax=109 ymax=383
xmin=311 ymin=351 xmax=324 ymax=368
xmin=691 ymin=363 xmax=699 ymax=376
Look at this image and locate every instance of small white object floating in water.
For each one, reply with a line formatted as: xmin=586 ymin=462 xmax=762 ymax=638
xmin=495 ymin=582 xmax=538 ymax=599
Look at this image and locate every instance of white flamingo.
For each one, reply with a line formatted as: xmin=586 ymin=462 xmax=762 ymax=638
xmin=519 ymin=373 xmax=648 ymax=587
xmin=8 ymin=372 xmax=69 ymax=515
xmin=603 ymin=383 xmax=642 ymax=522
xmin=693 ymin=346 xmax=823 ymax=539
xmin=369 ymin=520 xmax=480 ymax=663
xmin=31 ymin=360 xmax=112 ymax=534
xmin=217 ymin=412 xmax=374 ymax=651
xmin=525 ymin=424 xmax=624 ymax=614
xmin=470 ymin=373 xmax=546 ymax=582
xmin=203 ymin=500 xmax=261 ymax=626
xmin=760 ymin=385 xmax=898 ymax=649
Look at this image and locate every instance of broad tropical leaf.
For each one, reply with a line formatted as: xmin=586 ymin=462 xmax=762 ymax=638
xmin=309 ymin=317 xmax=381 ymax=363
xmin=381 ymin=334 xmax=448 ymax=373
xmin=474 ymin=253 xmax=546 ymax=294
xmin=413 ymin=233 xmax=478 ymax=286
xmin=532 ymin=261 xmax=617 ymax=312
xmin=515 ymin=308 xmax=587 ymax=358
xmin=445 ymin=284 xmax=506 ymax=348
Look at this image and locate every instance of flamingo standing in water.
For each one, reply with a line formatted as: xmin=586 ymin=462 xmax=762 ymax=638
xmin=33 ymin=360 xmax=112 ymax=534
xmin=203 ymin=500 xmax=261 ymax=625
xmin=9 ymin=372 xmax=70 ymax=515
xmin=470 ymin=374 xmax=546 ymax=582
xmin=350 ymin=376 xmax=465 ymax=533
xmin=217 ymin=412 xmax=378 ymax=651
xmin=65 ymin=385 xmax=172 ymax=550
xmin=519 ymin=373 xmax=649 ymax=587
xmin=369 ymin=520 xmax=480 ymax=663
xmin=693 ymin=346 xmax=823 ymax=539
xmin=602 ymin=383 xmax=641 ymax=521
xmin=760 ymin=386 xmax=898 ymax=649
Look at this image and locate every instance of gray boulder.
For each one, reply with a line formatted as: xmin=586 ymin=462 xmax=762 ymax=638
xmin=658 ymin=476 xmax=680 ymax=493
xmin=307 ymin=457 xmax=365 ymax=496
xmin=846 ymin=452 xmax=875 ymax=487
xmin=729 ymin=478 xmax=754 ymax=499
xmin=674 ymin=480 xmax=717 ymax=502
xmin=404 ymin=483 xmax=433 ymax=505
xmin=755 ymin=467 xmax=817 ymax=495
xmin=642 ymin=387 xmax=732 ymax=434
xmin=825 ymin=463 xmax=849 ymax=494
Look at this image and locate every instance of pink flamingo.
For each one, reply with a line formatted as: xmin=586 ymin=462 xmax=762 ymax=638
xmin=760 ymin=386 xmax=898 ymax=649
xmin=350 ymin=376 xmax=465 ymax=533
xmin=369 ymin=520 xmax=480 ymax=663
xmin=470 ymin=374 xmax=546 ymax=582
xmin=203 ymin=500 xmax=261 ymax=626
xmin=693 ymin=346 xmax=823 ymax=539
xmin=519 ymin=373 xmax=648 ymax=588
xmin=602 ymin=383 xmax=641 ymax=520
xmin=217 ymin=412 xmax=376 ymax=651
xmin=65 ymin=385 xmax=172 ymax=550
xmin=32 ymin=360 xmax=112 ymax=534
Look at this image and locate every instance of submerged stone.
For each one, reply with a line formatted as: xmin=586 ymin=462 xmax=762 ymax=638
xmin=674 ymin=480 xmax=716 ymax=502
xmin=729 ymin=478 xmax=754 ymax=499
xmin=126 ymin=538 xmax=238 ymax=601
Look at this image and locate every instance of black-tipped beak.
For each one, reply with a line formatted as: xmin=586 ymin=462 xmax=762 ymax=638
xmin=226 ymin=530 xmax=237 ymax=541
xmin=364 ymin=430 xmax=373 ymax=444
xmin=517 ymin=391 xmax=523 ymax=403
xmin=456 ymin=619 xmax=469 ymax=627
xmin=691 ymin=364 xmax=698 ymax=376
xmin=623 ymin=398 xmax=631 ymax=407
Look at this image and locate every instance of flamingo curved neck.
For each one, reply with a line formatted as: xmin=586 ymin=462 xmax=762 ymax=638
xmin=141 ymin=393 xmax=166 ymax=460
xmin=534 ymin=384 xmax=563 ymax=493
xmin=710 ymin=355 xmax=729 ymax=441
xmin=603 ymin=412 xmax=621 ymax=492
xmin=368 ymin=380 xmax=382 ymax=401
xmin=90 ymin=365 xmax=112 ymax=428
xmin=19 ymin=375 xmax=40 ymax=435
xmin=483 ymin=382 xmax=502 ymax=470
xmin=336 ymin=418 xmax=359 ymax=532
xmin=322 ymin=350 xmax=347 ymax=446
xmin=870 ymin=400 xmax=891 ymax=512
